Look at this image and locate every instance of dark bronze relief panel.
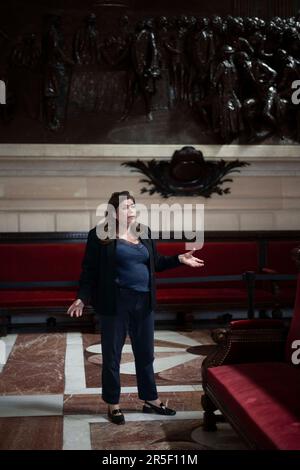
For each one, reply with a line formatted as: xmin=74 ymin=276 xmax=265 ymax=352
xmin=0 ymin=0 xmax=300 ymax=144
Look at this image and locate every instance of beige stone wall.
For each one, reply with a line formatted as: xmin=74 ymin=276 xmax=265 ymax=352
xmin=0 ymin=145 xmax=300 ymax=232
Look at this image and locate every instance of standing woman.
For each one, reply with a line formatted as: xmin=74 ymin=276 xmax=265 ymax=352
xmin=67 ymin=191 xmax=204 ymax=425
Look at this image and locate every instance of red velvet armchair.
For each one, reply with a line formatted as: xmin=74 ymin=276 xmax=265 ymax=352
xmin=201 ymin=246 xmax=300 ymax=450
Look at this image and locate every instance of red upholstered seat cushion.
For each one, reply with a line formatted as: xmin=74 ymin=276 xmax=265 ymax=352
xmin=0 ymin=286 xmax=274 ymax=308
xmin=156 ymin=240 xmax=272 ymax=305
xmin=207 ymin=362 xmax=300 ymax=450
xmin=0 ymin=289 xmax=77 ymax=307
xmin=230 ymin=319 xmax=284 ymax=330
xmin=156 ymin=287 xmax=274 ymax=305
xmin=0 ymin=243 xmax=85 ymax=282
xmin=156 ymin=241 xmax=259 ymax=288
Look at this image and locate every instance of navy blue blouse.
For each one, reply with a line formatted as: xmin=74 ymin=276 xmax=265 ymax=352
xmin=114 ymin=238 xmax=150 ymax=292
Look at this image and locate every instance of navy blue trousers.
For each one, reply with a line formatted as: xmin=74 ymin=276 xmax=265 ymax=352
xmin=99 ymin=286 xmax=158 ymax=404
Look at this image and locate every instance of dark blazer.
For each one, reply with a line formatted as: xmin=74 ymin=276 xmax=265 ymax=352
xmin=77 ymin=224 xmax=182 ymax=316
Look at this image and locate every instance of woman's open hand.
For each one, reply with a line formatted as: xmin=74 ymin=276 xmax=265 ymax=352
xmin=67 ymin=299 xmax=84 ymax=317
xmin=178 ymin=248 xmax=204 ymax=268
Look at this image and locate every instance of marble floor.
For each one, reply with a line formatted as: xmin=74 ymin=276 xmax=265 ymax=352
xmin=0 ymin=329 xmax=246 ymax=450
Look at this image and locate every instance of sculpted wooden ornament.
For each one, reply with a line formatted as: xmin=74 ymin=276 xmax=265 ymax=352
xmin=122 ymin=146 xmax=250 ymax=198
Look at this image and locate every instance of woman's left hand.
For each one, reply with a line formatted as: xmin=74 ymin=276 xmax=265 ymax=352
xmin=178 ymin=248 xmax=205 ymax=268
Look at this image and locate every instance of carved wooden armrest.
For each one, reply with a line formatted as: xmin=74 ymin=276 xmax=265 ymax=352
xmin=202 ymin=319 xmax=287 ymax=374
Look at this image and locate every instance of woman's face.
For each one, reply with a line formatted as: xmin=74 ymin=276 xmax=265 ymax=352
xmin=116 ymin=198 xmax=136 ymax=225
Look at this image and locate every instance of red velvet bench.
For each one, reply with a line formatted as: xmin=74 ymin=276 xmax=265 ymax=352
xmin=201 ymin=246 xmax=300 ymax=450
xmin=0 ymin=241 xmax=84 ymax=335
xmin=0 ymin=232 xmax=296 ymax=335
xmin=154 ymin=240 xmax=274 ymax=324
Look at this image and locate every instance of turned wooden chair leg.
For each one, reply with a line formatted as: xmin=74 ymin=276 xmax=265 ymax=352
xmin=176 ymin=311 xmax=194 ymax=331
xmin=201 ymin=393 xmax=218 ymax=431
xmin=271 ymin=306 xmax=283 ymax=319
xmin=258 ymin=309 xmax=269 ymax=319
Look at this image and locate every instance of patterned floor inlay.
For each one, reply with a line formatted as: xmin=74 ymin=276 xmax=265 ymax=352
xmin=0 ymin=330 xmax=245 ymax=450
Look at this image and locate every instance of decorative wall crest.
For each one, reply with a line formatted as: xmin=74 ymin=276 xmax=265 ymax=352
xmin=122 ymin=146 xmax=250 ymax=198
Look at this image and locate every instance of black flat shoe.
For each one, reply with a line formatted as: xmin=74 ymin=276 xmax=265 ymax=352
xmin=107 ymin=408 xmax=125 ymax=425
xmin=143 ymin=401 xmax=176 ymax=416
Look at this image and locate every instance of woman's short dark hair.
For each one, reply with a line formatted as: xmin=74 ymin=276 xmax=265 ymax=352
xmin=106 ymin=191 xmax=135 ymax=215
xmin=98 ymin=190 xmax=137 ymax=245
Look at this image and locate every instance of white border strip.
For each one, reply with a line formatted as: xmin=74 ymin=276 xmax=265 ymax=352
xmin=0 ymin=394 xmax=64 ymax=417
xmin=65 ymin=333 xmax=86 ymax=392
xmin=1 ymin=144 xmax=300 ymax=160
xmin=0 ymin=334 xmax=17 ymax=373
